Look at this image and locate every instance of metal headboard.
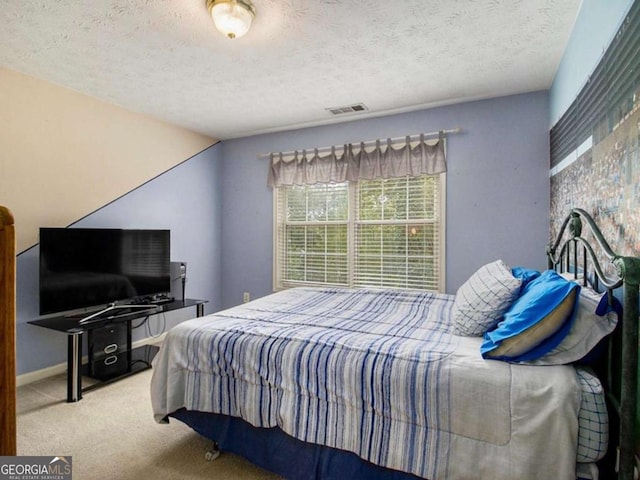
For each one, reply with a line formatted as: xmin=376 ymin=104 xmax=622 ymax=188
xmin=547 ymin=208 xmax=640 ymax=480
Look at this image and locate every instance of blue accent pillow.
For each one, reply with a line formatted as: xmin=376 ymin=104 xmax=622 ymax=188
xmin=481 ymin=270 xmax=581 ymax=362
xmin=511 ymin=267 xmax=541 ymax=293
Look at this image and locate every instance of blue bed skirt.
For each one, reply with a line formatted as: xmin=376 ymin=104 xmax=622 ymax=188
xmin=170 ymin=409 xmax=425 ymax=480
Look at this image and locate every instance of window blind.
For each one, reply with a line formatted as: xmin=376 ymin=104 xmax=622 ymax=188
xmin=274 ymin=175 xmax=444 ymax=291
xmin=353 ymin=176 xmax=441 ymax=290
xmin=276 ymin=183 xmax=349 ymax=288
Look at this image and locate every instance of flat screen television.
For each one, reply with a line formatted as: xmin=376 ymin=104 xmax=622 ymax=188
xmin=39 ymin=228 xmax=171 ymax=315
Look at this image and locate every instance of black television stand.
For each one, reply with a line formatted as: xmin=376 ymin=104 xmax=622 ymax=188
xmin=29 ymin=298 xmax=207 ymax=402
xmin=78 ymin=303 xmax=161 ymax=324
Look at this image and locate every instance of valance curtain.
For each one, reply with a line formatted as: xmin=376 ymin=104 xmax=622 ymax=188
xmin=267 ymin=132 xmax=446 ymax=187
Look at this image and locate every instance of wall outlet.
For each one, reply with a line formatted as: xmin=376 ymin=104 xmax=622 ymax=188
xmin=243 ymin=292 xmax=250 ymax=303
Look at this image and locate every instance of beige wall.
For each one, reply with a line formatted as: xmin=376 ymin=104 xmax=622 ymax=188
xmin=0 ymin=68 xmax=216 ymax=252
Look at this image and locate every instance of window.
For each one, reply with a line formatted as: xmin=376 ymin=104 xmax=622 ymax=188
xmin=276 ymin=183 xmax=349 ymax=286
xmin=274 ymin=175 xmax=445 ymax=291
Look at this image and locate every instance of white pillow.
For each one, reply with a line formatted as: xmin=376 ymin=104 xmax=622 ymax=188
xmin=575 ymin=366 xmax=609 ymax=462
xmin=452 ymin=260 xmax=522 ymax=336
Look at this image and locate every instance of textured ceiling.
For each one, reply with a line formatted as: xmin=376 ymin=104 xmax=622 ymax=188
xmin=0 ymin=0 xmax=581 ymax=140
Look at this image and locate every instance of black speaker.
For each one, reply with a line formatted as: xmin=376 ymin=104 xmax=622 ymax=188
xmin=170 ymin=261 xmax=187 ymax=300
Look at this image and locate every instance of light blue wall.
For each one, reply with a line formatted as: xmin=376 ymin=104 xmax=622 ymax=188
xmin=16 ymin=144 xmax=222 ymax=375
xmin=220 ymin=92 xmax=550 ymax=309
xmin=15 ymin=1 xmax=637 ymax=378
xmin=549 ymin=0 xmax=635 ymax=125
xmin=16 ymin=93 xmax=552 ymax=375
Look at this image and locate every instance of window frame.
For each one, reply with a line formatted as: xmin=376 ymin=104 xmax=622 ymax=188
xmin=273 ymin=174 xmax=446 ymax=292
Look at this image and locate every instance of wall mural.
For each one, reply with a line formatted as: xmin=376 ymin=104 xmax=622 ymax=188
xmin=550 ymin=95 xmax=640 ymax=271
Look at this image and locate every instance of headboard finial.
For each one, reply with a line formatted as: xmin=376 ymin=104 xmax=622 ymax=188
xmin=613 ymin=256 xmax=640 ymax=286
xmin=569 ymin=211 xmax=582 ymax=238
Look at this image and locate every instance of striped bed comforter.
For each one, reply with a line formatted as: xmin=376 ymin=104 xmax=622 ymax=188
xmin=151 ymin=287 xmax=582 ymax=480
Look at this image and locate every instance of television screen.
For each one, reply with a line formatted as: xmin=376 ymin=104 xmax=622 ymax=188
xmin=39 ymin=228 xmax=171 ymax=315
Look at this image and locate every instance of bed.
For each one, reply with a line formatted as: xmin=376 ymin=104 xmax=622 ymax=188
xmin=150 ymin=208 xmax=639 ymax=480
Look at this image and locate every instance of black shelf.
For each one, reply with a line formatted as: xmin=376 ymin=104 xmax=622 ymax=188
xmin=82 ymin=344 xmax=160 ymax=386
xmin=28 ymin=298 xmax=207 ymax=402
xmin=29 ymin=298 xmax=205 ymax=333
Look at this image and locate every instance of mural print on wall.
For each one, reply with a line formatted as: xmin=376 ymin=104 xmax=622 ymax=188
xmin=550 ymin=95 xmax=640 ymax=270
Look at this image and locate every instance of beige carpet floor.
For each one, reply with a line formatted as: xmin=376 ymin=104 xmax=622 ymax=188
xmin=17 ymin=368 xmax=284 ymax=480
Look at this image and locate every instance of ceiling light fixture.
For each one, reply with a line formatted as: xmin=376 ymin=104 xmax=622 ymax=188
xmin=206 ymin=0 xmax=256 ymax=39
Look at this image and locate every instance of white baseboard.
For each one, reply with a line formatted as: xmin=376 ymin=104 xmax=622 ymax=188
xmin=17 ymin=363 xmax=67 ymax=387
xmin=16 ymin=334 xmax=167 ymax=387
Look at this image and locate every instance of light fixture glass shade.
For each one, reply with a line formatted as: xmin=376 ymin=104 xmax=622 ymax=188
xmin=208 ymin=0 xmax=255 ymax=39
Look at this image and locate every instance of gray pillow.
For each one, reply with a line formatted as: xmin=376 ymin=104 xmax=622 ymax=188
xmin=452 ymin=260 xmax=521 ymax=336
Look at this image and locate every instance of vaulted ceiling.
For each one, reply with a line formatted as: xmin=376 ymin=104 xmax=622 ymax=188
xmin=0 ymin=0 xmax=581 ymax=139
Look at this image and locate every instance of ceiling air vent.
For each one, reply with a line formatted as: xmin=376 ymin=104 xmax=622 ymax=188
xmin=326 ymin=103 xmax=368 ymax=116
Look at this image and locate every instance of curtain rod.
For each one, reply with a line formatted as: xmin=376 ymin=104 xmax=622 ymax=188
xmin=257 ymin=127 xmax=462 ymax=160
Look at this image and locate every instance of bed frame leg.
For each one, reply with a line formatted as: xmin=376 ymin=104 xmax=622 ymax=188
xmin=205 ymin=442 xmax=221 ymax=462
